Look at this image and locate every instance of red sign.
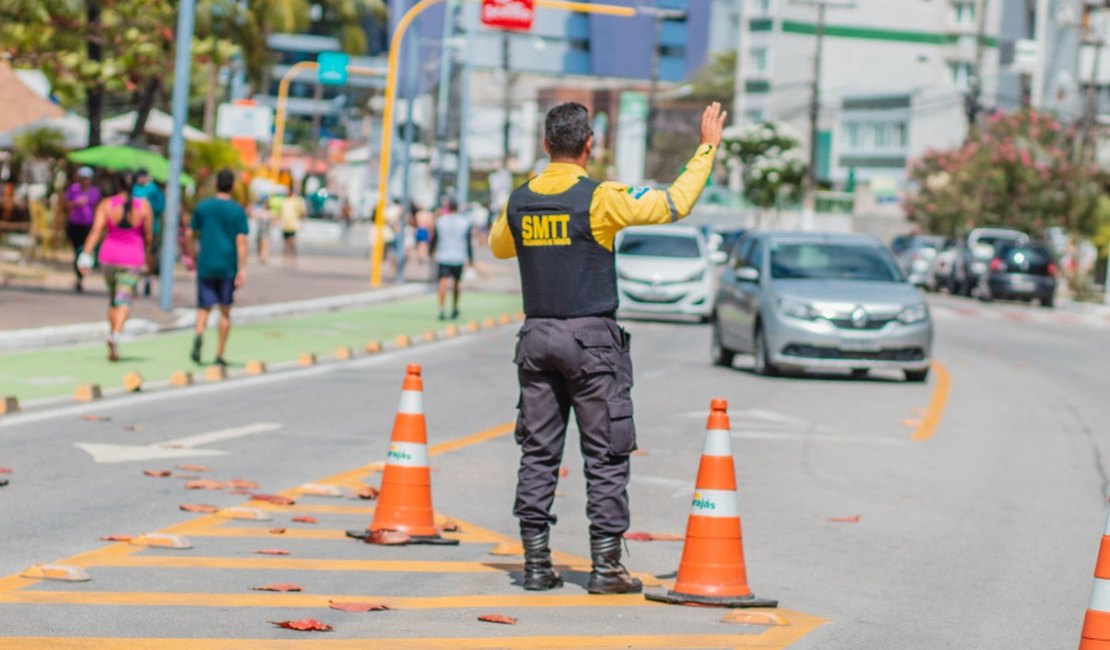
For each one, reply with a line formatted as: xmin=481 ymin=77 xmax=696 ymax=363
xmin=481 ymin=0 xmax=534 ymax=31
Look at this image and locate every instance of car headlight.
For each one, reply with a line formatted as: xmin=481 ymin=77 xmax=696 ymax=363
xmin=897 ymin=303 xmax=929 ymax=324
xmin=777 ymin=297 xmax=816 ymax=320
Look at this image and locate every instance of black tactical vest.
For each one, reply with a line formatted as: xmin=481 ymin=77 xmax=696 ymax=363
xmin=506 ymin=176 xmax=618 ymax=318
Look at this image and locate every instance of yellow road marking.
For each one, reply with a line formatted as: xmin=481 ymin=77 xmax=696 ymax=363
xmin=250 ymin=503 xmax=378 ymax=515
xmin=82 ymin=555 xmax=595 ymax=574
xmin=0 ymin=620 xmax=827 ymax=649
xmin=0 ymin=590 xmax=656 ymax=610
xmin=911 ymin=361 xmax=952 ymax=442
xmin=429 ymin=422 xmax=515 ymax=457
xmin=189 ymin=525 xmax=503 ymax=544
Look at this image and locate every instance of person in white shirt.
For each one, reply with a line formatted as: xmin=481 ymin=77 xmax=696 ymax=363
xmin=430 ymin=196 xmax=473 ymax=320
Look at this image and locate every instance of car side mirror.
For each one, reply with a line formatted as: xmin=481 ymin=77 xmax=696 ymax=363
xmin=710 ymin=250 xmax=728 ymax=265
xmin=734 ymin=266 xmax=760 ymax=282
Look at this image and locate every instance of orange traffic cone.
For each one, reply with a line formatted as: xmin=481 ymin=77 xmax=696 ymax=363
xmin=1080 ymin=506 xmax=1110 ymax=649
xmin=360 ymin=364 xmax=458 ymax=546
xmin=645 ymin=399 xmax=776 ymax=608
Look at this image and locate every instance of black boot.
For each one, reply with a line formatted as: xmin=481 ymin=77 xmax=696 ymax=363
xmin=521 ymin=529 xmax=563 ymax=591
xmin=587 ymin=535 xmax=642 ymax=594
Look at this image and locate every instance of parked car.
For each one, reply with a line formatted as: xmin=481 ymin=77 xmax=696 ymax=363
xmin=712 ymin=232 xmax=933 ymax=382
xmin=896 ymin=235 xmax=952 ymax=287
xmin=700 ymin=225 xmax=747 ymax=258
xmin=927 ymin=245 xmax=960 ymax=293
xmin=952 ymin=227 xmax=1029 ymax=296
xmin=615 ymin=225 xmax=717 ymax=320
xmin=977 ymin=241 xmax=1057 ymax=307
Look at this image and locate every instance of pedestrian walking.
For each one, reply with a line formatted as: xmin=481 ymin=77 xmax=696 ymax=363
xmin=279 ymin=189 xmax=306 ymax=265
xmin=132 ymin=168 xmax=165 ymax=297
xmin=64 ymin=166 xmax=101 ymax=293
xmin=430 ymin=196 xmax=473 ymax=320
xmin=77 ymin=170 xmax=153 ymax=362
xmin=187 ymin=169 xmax=249 ymax=367
xmin=488 ymin=101 xmax=726 ymax=593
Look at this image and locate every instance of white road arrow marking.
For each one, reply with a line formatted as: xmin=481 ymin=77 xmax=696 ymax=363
xmin=75 ymin=422 xmax=283 ymax=464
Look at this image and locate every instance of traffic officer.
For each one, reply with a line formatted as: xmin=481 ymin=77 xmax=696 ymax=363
xmin=489 ymin=101 xmax=727 ymax=593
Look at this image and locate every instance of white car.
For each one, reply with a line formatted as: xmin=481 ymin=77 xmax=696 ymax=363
xmin=615 ymin=225 xmax=720 ymax=320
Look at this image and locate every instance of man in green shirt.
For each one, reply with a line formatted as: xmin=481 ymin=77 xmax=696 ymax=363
xmin=187 ymin=169 xmax=249 ymax=366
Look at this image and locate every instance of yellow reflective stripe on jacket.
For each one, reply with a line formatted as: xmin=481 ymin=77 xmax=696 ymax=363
xmin=488 ymin=144 xmax=718 ymax=258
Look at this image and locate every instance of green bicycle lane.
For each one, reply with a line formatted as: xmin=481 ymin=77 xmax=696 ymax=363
xmin=0 ymin=291 xmax=522 ymax=403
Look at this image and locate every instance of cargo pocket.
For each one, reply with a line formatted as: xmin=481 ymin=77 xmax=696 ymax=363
xmin=574 ymin=329 xmax=618 ymax=376
xmin=606 ymin=397 xmax=637 ymax=456
xmin=514 ymin=394 xmax=526 ymax=445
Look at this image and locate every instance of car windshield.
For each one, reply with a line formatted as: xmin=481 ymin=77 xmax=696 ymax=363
xmin=996 ymin=244 xmax=1053 ymax=274
xmin=770 ymin=242 xmax=903 ymax=282
xmin=618 ymin=234 xmax=701 ymax=258
xmin=976 ymin=235 xmax=1022 ymax=249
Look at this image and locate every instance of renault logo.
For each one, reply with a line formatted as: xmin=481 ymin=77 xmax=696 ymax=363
xmin=850 ymin=307 xmax=869 ymax=328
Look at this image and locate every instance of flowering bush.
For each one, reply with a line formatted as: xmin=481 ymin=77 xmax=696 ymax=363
xmin=904 ymin=109 xmax=1106 ymax=237
xmin=722 ymin=122 xmax=808 ymax=209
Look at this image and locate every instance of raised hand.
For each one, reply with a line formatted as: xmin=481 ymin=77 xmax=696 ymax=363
xmin=699 ymin=102 xmax=728 ymax=148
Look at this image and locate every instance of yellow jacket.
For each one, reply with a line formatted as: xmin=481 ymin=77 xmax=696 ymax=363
xmin=489 ymin=143 xmax=718 ymax=258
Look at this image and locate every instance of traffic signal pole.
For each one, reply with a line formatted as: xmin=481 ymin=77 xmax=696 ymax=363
xmin=369 ymin=0 xmax=639 ymax=287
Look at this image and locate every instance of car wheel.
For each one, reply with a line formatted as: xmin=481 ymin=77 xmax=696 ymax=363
xmin=710 ymin=318 xmax=736 ymax=367
xmin=1040 ymin=295 xmax=1054 ymax=309
xmin=904 ymin=368 xmax=929 ymax=383
xmin=850 ymin=368 xmax=869 ymax=379
xmin=752 ymin=325 xmax=779 ymax=377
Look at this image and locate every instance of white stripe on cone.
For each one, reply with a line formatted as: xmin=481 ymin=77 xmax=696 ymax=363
xmin=688 ymin=488 xmax=740 ymax=518
xmin=397 ymin=390 xmax=423 ymax=415
xmin=386 ymin=441 xmax=428 ymax=468
xmin=702 ymin=428 xmax=732 ymax=457
xmin=1103 ymin=511 xmax=1110 ymax=536
xmin=1092 ymin=577 xmax=1110 ymax=613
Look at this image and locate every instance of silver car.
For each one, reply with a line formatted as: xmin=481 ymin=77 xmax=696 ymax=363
xmin=712 ymin=232 xmax=934 ymax=382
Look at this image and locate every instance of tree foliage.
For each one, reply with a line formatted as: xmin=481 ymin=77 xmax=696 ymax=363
xmin=905 ymin=109 xmax=1107 ymax=238
xmin=721 ymin=122 xmax=808 ymax=209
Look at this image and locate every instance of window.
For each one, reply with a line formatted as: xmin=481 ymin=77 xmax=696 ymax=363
xmin=618 ymin=234 xmax=701 ymax=258
xmin=749 ymin=47 xmax=769 ymax=75
xmin=949 ymin=61 xmax=973 ymax=89
xmin=769 ymin=243 xmax=901 ymax=282
xmin=841 ymin=122 xmax=907 ymax=151
xmin=949 ymin=1 xmax=976 ymax=26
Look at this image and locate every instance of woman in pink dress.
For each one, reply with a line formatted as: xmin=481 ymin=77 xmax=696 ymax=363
xmin=78 ymin=171 xmax=153 ymax=361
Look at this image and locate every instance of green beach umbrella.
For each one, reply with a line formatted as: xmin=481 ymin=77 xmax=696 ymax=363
xmin=68 ymin=145 xmax=194 ymax=187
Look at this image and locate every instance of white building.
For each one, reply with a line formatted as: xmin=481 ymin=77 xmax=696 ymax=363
xmin=736 ymin=0 xmax=1004 ymax=191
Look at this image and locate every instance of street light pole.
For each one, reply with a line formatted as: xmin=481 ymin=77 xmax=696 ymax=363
xmin=159 ymin=0 xmax=196 ymax=312
xmin=640 ymin=7 xmax=686 ymax=156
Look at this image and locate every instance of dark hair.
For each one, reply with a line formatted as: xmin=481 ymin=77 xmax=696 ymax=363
xmin=544 ymin=102 xmax=593 ymax=159
xmin=443 ymin=195 xmax=459 ymax=212
xmin=216 ymin=169 xmax=235 ymax=193
xmin=113 ymin=170 xmax=137 ymax=229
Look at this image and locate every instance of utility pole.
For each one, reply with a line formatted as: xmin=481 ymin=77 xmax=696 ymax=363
xmin=433 ymin=0 xmax=459 ymax=202
xmin=966 ymin=0 xmax=991 ymax=137
xmin=791 ymin=0 xmax=854 ymax=228
xmin=641 ymin=6 xmax=687 ymax=155
xmin=501 ymin=31 xmax=513 ymax=169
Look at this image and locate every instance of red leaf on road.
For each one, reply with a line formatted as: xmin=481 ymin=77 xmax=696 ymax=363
xmin=328 ymin=601 xmax=393 ymax=612
xmin=176 ymin=464 xmax=209 ymax=473
xmin=229 ymin=489 xmax=251 ymax=495
xmin=624 ymin=532 xmax=683 ymax=542
xmin=254 ymin=549 xmax=290 ymax=555
xmin=355 ymin=486 xmax=379 ymax=500
xmin=143 ymin=470 xmax=171 ymax=478
xmin=250 ymin=493 xmax=295 ymax=506
xmin=226 ymin=479 xmax=259 ymax=489
xmin=270 ymin=619 xmax=332 ymax=631
xmin=99 ymin=535 xmax=133 ymax=542
xmin=478 ymin=613 xmax=517 ymax=625
xmin=179 ymin=503 xmax=219 ymax=513
xmin=291 ymin=516 xmax=317 ymax=524
xmin=269 ymin=528 xmax=287 ymax=535
xmin=80 ymin=414 xmax=110 ymax=421
xmin=251 ymin=584 xmax=303 ymax=592
xmin=558 ymin=467 xmax=569 ymax=478
xmin=175 ymin=474 xmax=200 ymax=480
xmin=0 ymin=468 xmax=12 ymax=474
xmin=828 ymin=515 xmax=861 ymax=523
xmin=185 ymin=479 xmax=224 ymax=490
xmin=366 ymin=530 xmax=410 ymax=546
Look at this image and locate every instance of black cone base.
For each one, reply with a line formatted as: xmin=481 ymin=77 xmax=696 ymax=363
xmin=645 ymin=589 xmax=778 ymax=608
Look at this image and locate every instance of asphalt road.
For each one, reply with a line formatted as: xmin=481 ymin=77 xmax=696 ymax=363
xmin=0 ymin=293 xmax=1107 ymax=648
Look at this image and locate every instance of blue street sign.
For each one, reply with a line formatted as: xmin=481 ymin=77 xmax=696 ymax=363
xmin=317 ymin=52 xmax=349 ymax=86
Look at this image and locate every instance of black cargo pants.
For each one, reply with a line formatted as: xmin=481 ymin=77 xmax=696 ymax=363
xmin=512 ymin=316 xmax=636 ymax=538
